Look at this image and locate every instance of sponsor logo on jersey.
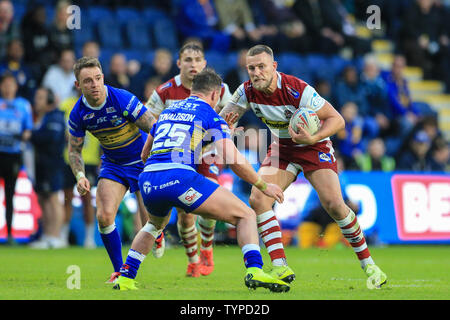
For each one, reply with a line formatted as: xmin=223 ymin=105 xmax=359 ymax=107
xmin=261 ymin=117 xmax=289 ymax=129
xmin=209 ymin=164 xmax=219 ymax=175
xmin=106 ymin=107 xmax=116 ymax=113
xmin=178 ymin=187 xmax=202 ymax=206
xmin=284 ymin=109 xmax=293 ymax=119
xmin=318 ymin=152 xmax=332 ymax=163
xmin=97 ymin=116 xmax=107 ymax=124
xmin=159 ymin=82 xmax=173 ymax=91
xmin=311 ymin=92 xmax=324 ymax=108
xmin=286 ymin=85 xmax=300 ymax=99
xmin=83 ymin=113 xmax=95 ymax=120
xmin=132 ymin=102 xmax=144 ymax=118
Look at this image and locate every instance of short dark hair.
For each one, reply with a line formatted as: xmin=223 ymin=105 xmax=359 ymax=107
xmin=179 ymin=41 xmax=204 ymax=58
xmin=0 ymin=71 xmax=16 ymax=84
xmin=73 ymin=56 xmax=102 ymax=81
xmin=191 ymin=67 xmax=222 ymax=94
xmin=247 ymin=45 xmax=273 ymax=58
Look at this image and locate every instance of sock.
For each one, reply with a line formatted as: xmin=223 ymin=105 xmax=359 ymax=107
xmin=120 ymin=249 xmax=146 ymax=279
xmin=99 ymin=224 xmax=123 ymax=272
xmin=197 ymin=216 xmax=215 ymax=251
xmin=242 ymin=244 xmax=263 ymax=269
xmin=84 ymin=223 xmax=95 ymax=245
xmin=178 ymin=223 xmax=199 ymax=263
xmin=60 ymin=223 xmax=70 ymax=243
xmin=335 ymin=210 xmax=374 ymax=269
xmin=257 ymin=210 xmax=286 ymax=266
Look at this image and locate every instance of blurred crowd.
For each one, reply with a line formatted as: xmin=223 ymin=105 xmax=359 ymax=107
xmin=0 ymin=0 xmax=449 ymax=246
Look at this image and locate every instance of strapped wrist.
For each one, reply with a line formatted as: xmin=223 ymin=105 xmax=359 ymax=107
xmin=76 ymin=171 xmax=85 ymax=182
xmin=253 ymin=177 xmax=267 ymax=191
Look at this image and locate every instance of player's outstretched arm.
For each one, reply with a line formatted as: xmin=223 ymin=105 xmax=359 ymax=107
xmin=218 ymin=102 xmax=249 ymax=128
xmin=141 ymin=133 xmax=154 ymax=164
xmin=135 ymin=110 xmax=157 ymax=133
xmin=68 ymin=133 xmax=90 ymax=196
xmin=215 ymin=138 xmax=284 ymax=203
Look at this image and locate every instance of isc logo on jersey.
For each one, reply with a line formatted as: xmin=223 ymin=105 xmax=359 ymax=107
xmin=178 ymin=187 xmax=202 ymax=206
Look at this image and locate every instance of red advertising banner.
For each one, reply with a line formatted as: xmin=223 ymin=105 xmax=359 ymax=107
xmin=391 ymin=174 xmax=450 ymax=241
xmin=0 ymin=170 xmax=42 ymax=241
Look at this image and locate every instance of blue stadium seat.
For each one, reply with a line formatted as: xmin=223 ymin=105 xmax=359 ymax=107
xmin=12 ymin=3 xmax=26 ymax=23
xmin=97 ymin=18 xmax=123 ymax=49
xmin=87 ymin=6 xmax=114 ymax=25
xmin=277 ymin=53 xmax=312 ymax=82
xmin=99 ymin=48 xmax=114 ymax=74
xmin=152 ymin=18 xmax=178 ymax=51
xmin=142 ymin=7 xmax=168 ymax=24
xmin=205 ymin=51 xmax=231 ymax=78
xmin=126 ymin=20 xmax=152 ymax=50
xmin=72 ymin=21 xmax=96 ymax=48
xmin=115 ymin=7 xmax=141 ymax=26
xmin=121 ymin=50 xmax=145 ymax=64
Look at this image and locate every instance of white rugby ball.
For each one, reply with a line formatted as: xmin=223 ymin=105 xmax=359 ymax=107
xmin=289 ymin=108 xmax=321 ymax=135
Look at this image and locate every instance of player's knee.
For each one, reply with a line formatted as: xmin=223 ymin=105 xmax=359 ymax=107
xmin=321 ymin=197 xmax=346 ymax=218
xmin=231 ymin=206 xmax=255 ymax=226
xmin=249 ymin=189 xmax=272 ymax=211
xmin=96 ymin=209 xmax=115 ymax=227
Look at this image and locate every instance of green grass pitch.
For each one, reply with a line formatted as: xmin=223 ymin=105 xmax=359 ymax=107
xmin=0 ymin=244 xmax=449 ymax=300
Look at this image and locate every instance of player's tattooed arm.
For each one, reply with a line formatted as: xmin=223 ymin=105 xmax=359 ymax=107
xmin=135 ymin=109 xmax=156 ymax=133
xmin=68 ymin=134 xmax=85 ymax=177
xmin=218 ymin=102 xmax=249 ymax=128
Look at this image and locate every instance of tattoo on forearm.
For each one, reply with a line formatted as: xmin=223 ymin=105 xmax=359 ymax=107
xmin=68 ymin=135 xmax=85 ymax=177
xmin=135 ymin=110 xmax=156 ymax=133
xmin=219 ymin=103 xmax=248 ymax=125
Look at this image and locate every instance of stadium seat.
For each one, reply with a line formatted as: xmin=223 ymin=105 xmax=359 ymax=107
xmin=152 ymin=18 xmax=178 ymax=52
xmin=72 ymin=21 xmax=96 ymax=48
xmin=12 ymin=3 xmax=26 ymax=23
xmin=97 ymin=18 xmax=123 ymax=49
xmin=205 ymin=51 xmax=231 ymax=78
xmin=87 ymin=6 xmax=114 ymax=25
xmin=99 ymin=48 xmax=114 ymax=74
xmin=126 ymin=20 xmax=152 ymax=50
xmin=278 ymin=53 xmax=312 ymax=83
xmin=115 ymin=7 xmax=141 ymax=26
xmin=142 ymin=7 xmax=169 ymax=24
xmin=121 ymin=50 xmax=145 ymax=64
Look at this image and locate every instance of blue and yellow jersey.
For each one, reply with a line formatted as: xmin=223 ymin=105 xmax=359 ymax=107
xmin=68 ymin=85 xmax=147 ymax=166
xmin=145 ymin=96 xmax=230 ymax=171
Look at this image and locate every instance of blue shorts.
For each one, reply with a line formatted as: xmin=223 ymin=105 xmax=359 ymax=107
xmin=139 ymin=168 xmax=220 ymax=217
xmin=99 ymin=160 xmax=144 ymax=193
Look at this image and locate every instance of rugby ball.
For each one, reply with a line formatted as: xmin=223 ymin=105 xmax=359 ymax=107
xmin=289 ymin=108 xmax=321 ymax=135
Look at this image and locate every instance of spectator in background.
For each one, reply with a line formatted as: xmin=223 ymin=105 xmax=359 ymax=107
xmin=0 ymin=72 xmax=33 ymax=245
xmin=176 ymin=0 xmax=231 ymax=52
xmin=355 ymin=138 xmax=396 ymax=172
xmin=142 ymin=76 xmax=163 ymax=103
xmin=105 ymin=53 xmax=131 ymax=91
xmin=49 ymin=0 xmax=74 ymax=56
xmin=59 ymin=86 xmax=99 ymax=248
xmin=397 ymin=0 xmax=447 ymax=80
xmin=21 ymin=4 xmax=53 ymax=82
xmin=314 ymin=78 xmax=334 ymax=106
xmin=396 ymin=130 xmax=433 ymax=171
xmin=0 ymin=39 xmax=37 ymax=100
xmin=214 ymin=0 xmax=277 ymax=50
xmin=429 ymin=137 xmax=449 ymax=172
xmin=381 ymin=54 xmax=421 ymax=155
xmin=29 ymin=87 xmax=66 ymax=249
xmin=334 ymin=101 xmax=364 ymax=168
xmin=82 ymin=41 xmax=100 ymax=58
xmin=0 ymin=0 xmax=20 ymax=61
xmin=224 ymin=48 xmax=249 ymax=93
xmin=360 ymin=55 xmax=392 ymax=137
xmin=258 ymin=0 xmax=310 ymax=53
xmin=292 ymin=0 xmax=370 ymax=57
xmin=42 ymin=49 xmax=77 ymax=102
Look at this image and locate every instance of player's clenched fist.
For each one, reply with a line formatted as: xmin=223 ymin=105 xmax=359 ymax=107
xmin=76 ymin=176 xmax=90 ymax=196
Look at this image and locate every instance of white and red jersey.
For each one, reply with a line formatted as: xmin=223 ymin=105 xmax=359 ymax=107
xmin=146 ymin=74 xmax=232 ymax=117
xmin=230 ymin=72 xmax=328 ymax=147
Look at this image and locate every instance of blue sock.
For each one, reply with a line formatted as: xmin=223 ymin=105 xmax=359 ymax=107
xmin=120 ymin=249 xmax=146 ymax=279
xmin=99 ymin=224 xmax=123 ymax=272
xmin=242 ymin=244 xmax=263 ymax=269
